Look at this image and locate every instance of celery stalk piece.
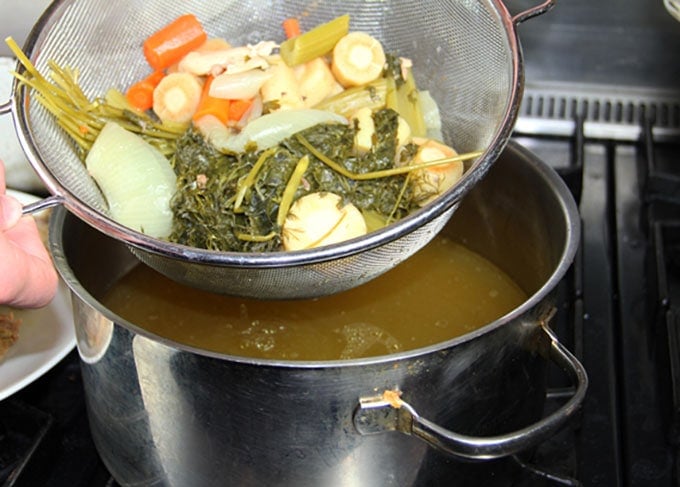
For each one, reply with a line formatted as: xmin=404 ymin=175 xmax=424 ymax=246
xmin=386 ymin=69 xmax=427 ymax=138
xmin=280 ymin=14 xmax=350 ymax=67
xmin=398 ymin=70 xmax=427 ymax=137
xmin=314 ymin=78 xmax=387 ymax=117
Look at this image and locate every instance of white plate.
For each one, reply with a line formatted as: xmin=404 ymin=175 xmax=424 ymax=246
xmin=0 ymin=189 xmax=76 ymax=401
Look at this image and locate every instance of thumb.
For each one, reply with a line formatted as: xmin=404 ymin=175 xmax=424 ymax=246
xmin=0 ymin=194 xmax=22 ymax=230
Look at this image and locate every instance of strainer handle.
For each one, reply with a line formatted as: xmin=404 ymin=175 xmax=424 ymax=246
xmin=0 ymin=99 xmax=11 ymax=115
xmin=511 ymin=0 xmax=556 ymax=25
xmin=353 ymin=324 xmax=587 ymax=460
xmin=21 ymin=195 xmax=64 ymax=215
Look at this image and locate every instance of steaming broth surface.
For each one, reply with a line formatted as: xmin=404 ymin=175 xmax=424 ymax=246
xmin=102 ymin=237 xmax=526 ymax=360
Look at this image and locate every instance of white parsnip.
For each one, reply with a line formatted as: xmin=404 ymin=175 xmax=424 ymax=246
xmin=350 ymin=107 xmax=375 ymax=154
xmin=294 ymin=58 xmax=337 ymax=107
xmin=331 ymin=32 xmax=386 ymax=87
xmin=260 ymin=61 xmax=305 ymax=111
xmin=282 ymin=192 xmax=367 ymax=250
xmin=152 ymin=72 xmax=203 ymax=124
xmin=410 ymin=138 xmax=463 ymax=207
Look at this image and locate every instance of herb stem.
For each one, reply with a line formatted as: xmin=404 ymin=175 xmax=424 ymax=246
xmin=5 ymin=36 xmax=183 ymax=161
xmin=295 ymin=134 xmax=483 ymax=181
xmin=277 ymin=155 xmax=310 ymax=226
xmin=236 ymin=231 xmax=277 ymax=242
xmin=234 ymin=147 xmax=277 ymax=211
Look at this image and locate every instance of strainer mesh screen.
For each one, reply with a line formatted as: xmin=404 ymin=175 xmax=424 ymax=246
xmin=21 ymin=0 xmax=516 ymax=298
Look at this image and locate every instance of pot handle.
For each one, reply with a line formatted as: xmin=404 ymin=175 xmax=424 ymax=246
xmin=353 ymin=324 xmax=587 ymax=460
xmin=510 ymin=0 xmax=556 ymax=25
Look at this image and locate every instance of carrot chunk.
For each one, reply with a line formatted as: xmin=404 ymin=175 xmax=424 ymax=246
xmin=125 ymin=71 xmax=165 ymax=111
xmin=227 ymin=98 xmax=254 ymax=122
xmin=143 ymin=14 xmax=207 ymax=71
xmin=193 ymin=77 xmax=231 ymax=125
xmin=282 ymin=18 xmax=302 ymax=39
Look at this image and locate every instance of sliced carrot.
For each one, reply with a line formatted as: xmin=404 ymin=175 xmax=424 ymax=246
xmin=283 ymin=17 xmax=302 ymax=39
xmin=125 ymin=71 xmax=165 ymax=111
xmin=143 ymin=14 xmax=207 ymax=71
xmin=227 ymin=98 xmax=254 ymax=122
xmin=193 ymin=77 xmax=231 ymax=125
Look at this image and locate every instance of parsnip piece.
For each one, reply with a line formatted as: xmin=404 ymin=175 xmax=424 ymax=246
xmin=410 ymin=138 xmax=463 ymax=207
xmin=350 ymin=107 xmax=375 ymax=154
xmin=260 ymin=62 xmax=305 ymax=111
xmin=282 ymin=192 xmax=367 ymax=250
xmin=86 ymin=122 xmax=176 ymax=237
xmin=294 ymin=58 xmax=337 ymax=107
xmin=396 ymin=116 xmax=412 ymax=147
xmin=152 ymin=72 xmax=203 ymax=124
xmin=331 ymin=32 xmax=386 ymax=87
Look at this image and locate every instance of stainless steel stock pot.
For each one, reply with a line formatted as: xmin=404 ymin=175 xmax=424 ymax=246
xmin=50 ymin=141 xmax=586 ymax=486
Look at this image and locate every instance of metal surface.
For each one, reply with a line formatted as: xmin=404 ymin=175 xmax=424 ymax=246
xmin=7 ymin=0 xmax=551 ymax=299
xmin=353 ymin=326 xmax=587 ymax=460
xmin=513 ymin=0 xmax=680 ymax=141
xmin=48 ymin=140 xmax=584 ymax=486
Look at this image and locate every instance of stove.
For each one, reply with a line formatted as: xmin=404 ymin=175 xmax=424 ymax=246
xmin=2 ymin=0 xmax=680 ymax=485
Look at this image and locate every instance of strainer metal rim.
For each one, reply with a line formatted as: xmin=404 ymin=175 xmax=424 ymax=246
xmin=12 ymin=0 xmax=538 ymax=269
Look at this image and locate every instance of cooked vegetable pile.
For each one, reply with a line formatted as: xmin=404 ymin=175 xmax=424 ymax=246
xmin=7 ymin=13 xmax=481 ymax=252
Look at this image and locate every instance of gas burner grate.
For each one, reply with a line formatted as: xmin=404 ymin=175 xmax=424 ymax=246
xmin=516 ymin=82 xmax=680 ymax=142
xmin=650 ymin=220 xmax=680 ymax=446
xmin=0 ymin=400 xmax=53 ymax=486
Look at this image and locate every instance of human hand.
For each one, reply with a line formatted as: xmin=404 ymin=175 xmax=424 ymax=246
xmin=0 ymin=160 xmax=58 ymax=308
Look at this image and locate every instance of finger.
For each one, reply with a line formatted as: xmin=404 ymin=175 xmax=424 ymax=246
xmin=0 ymin=194 xmax=23 ymax=230
xmin=0 ymin=217 xmax=58 ymax=308
xmin=0 ymin=159 xmax=6 ymax=194
xmin=5 ymin=216 xmax=51 ymax=261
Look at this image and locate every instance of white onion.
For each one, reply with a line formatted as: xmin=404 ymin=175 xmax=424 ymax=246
xmin=209 ymin=69 xmax=273 ymax=100
xmin=85 ymin=122 xmax=176 ymax=238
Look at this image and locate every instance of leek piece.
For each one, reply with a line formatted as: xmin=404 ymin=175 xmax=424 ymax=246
xmin=86 ymin=121 xmax=176 ymax=238
xmin=279 ymin=14 xmax=350 ymax=67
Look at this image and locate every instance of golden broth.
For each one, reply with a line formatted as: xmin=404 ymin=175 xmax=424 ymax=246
xmin=102 ymin=237 xmax=527 ymax=360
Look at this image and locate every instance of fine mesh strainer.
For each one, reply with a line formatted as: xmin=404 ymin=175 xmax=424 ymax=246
xmin=3 ymin=0 xmax=554 ymax=299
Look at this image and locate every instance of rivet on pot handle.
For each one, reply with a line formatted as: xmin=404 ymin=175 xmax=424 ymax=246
xmin=353 ymin=324 xmax=587 ymax=460
xmin=510 ymin=0 xmax=556 ymax=25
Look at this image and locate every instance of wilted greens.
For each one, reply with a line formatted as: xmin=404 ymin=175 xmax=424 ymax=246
xmin=169 ymin=108 xmax=420 ymax=252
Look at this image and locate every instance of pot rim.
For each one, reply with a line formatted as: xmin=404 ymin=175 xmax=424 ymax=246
xmin=50 ymin=141 xmax=581 ymax=368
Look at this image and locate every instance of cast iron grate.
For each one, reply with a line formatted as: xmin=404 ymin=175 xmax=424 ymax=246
xmin=0 ymin=400 xmax=53 ymax=487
